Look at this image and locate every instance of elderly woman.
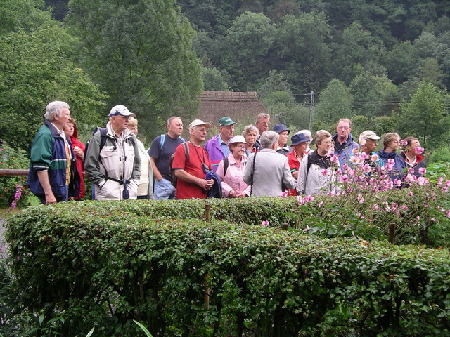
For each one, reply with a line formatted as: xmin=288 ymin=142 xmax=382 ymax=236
xmin=243 ymin=131 xmax=296 ymax=197
xmin=128 ymin=118 xmax=153 ymax=199
xmin=273 ymin=124 xmax=291 ymax=155
xmin=378 ymin=133 xmax=406 ymax=180
xmin=216 ymin=136 xmax=251 ymax=198
xmin=64 ymin=118 xmax=85 ymax=199
xmin=401 ymin=136 xmax=426 ymax=177
xmin=287 ymin=132 xmax=310 ymax=196
xmin=297 ymin=130 xmax=339 ymax=195
xmin=243 ymin=124 xmax=259 ymax=155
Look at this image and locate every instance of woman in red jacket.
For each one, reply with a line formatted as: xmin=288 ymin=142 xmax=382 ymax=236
xmin=287 ymin=132 xmax=310 ymax=196
xmin=64 ymin=118 xmax=85 ymax=199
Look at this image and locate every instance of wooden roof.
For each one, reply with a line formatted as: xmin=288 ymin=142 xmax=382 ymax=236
xmin=198 ymin=91 xmax=268 ymax=125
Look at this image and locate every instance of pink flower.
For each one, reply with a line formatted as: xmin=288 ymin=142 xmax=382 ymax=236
xmin=350 ymin=156 xmax=361 ymax=165
xmin=320 ymin=169 xmax=328 ymax=176
xmin=363 ymin=164 xmax=372 ymax=174
xmin=417 ymin=177 xmax=428 ymax=186
xmin=297 ymin=195 xmax=315 ymax=205
xmin=445 ymin=180 xmax=450 ymax=187
xmin=280 ymin=191 xmax=288 ymax=198
xmin=393 ymin=179 xmax=402 ymax=187
xmin=340 ymin=174 xmax=349 ymax=183
xmin=415 ymin=147 xmax=424 ymax=154
xmin=359 ymin=137 xmax=366 ymax=145
xmin=357 ymin=194 xmax=364 ymax=204
xmin=330 ymin=155 xmax=339 ymax=164
xmin=373 ymin=204 xmax=379 ymax=211
xmin=400 ymin=139 xmax=408 ymax=146
xmin=418 ymin=167 xmax=426 ymax=175
xmin=303 ymin=225 xmax=310 ymax=232
xmin=370 ymin=153 xmax=379 ymax=162
xmin=261 ymin=220 xmax=269 ymax=227
xmin=10 ymin=185 xmax=23 ymax=209
xmin=446 ymin=210 xmax=450 ymax=218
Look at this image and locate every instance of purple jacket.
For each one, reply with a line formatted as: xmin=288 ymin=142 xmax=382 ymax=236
xmin=204 ymin=135 xmax=225 ymax=172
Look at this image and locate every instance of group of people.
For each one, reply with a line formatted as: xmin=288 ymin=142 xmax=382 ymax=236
xmin=28 ymin=101 xmax=425 ymax=204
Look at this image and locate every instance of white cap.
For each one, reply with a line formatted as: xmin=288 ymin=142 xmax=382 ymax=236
xmin=109 ymin=105 xmax=135 ymax=117
xmin=189 ymin=119 xmax=211 ymax=128
xmin=359 ymin=130 xmax=380 ymax=140
xmin=228 ymin=135 xmax=246 ymax=144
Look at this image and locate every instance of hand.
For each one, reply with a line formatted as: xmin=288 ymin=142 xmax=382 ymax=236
xmin=200 ymin=179 xmax=214 ymax=190
xmin=45 ymin=192 xmax=57 ymax=204
xmin=73 ymin=146 xmax=84 ymax=159
xmin=292 ymin=170 xmax=299 ymax=179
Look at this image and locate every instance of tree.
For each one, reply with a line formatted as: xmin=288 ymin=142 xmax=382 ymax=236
xmin=313 ymin=79 xmax=354 ymax=132
xmin=0 ymin=0 xmax=51 ymax=34
xmin=331 ymin=21 xmax=386 ymax=84
xmin=383 ymin=41 xmax=420 ymax=85
xmin=257 ymin=70 xmax=292 ymax=101
xmin=276 ymin=12 xmax=332 ymax=94
xmin=397 ymin=82 xmax=449 ymax=148
xmin=66 ymin=0 xmax=203 ymax=137
xmin=0 ymin=1 xmax=105 ymax=150
xmin=220 ymin=11 xmax=276 ymax=90
xmin=349 ymin=71 xmax=399 ymax=120
xmin=201 ymin=66 xmax=230 ymax=91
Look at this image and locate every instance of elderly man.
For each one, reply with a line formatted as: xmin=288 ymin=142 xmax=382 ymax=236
xmin=359 ymin=130 xmax=383 ymax=169
xmin=28 ymin=101 xmax=79 ymax=204
xmin=255 ymin=113 xmax=270 ymax=150
xmin=148 ymin=116 xmax=185 ymax=199
xmin=205 ymin=116 xmax=236 ymax=171
xmin=172 ymin=119 xmax=213 ymax=199
xmin=84 ymin=105 xmax=140 ymax=200
xmin=332 ymin=118 xmax=359 ymax=167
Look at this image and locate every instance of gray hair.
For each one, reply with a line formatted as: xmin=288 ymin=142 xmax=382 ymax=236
xmin=256 ymin=113 xmax=270 ymax=121
xmin=297 ymin=129 xmax=312 ymax=140
xmin=44 ymin=101 xmax=69 ymax=121
xmin=167 ymin=116 xmax=182 ymax=127
xmin=242 ymin=124 xmax=259 ymax=137
xmin=260 ymin=131 xmax=279 ymax=149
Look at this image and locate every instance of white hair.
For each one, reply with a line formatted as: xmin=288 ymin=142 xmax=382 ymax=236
xmin=297 ymin=129 xmax=312 ymax=140
xmin=44 ymin=101 xmax=69 ymax=121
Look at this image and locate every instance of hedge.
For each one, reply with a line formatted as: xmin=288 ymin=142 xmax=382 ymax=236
xmin=5 ymin=202 xmax=450 ymax=337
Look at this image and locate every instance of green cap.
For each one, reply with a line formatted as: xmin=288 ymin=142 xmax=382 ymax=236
xmin=219 ymin=117 xmax=236 ymax=126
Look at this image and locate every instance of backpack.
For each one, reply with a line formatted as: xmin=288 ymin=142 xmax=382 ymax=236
xmin=85 ymin=127 xmax=108 ymax=160
xmin=168 ymin=142 xmax=189 ymax=186
xmin=158 ymin=134 xmax=187 ymax=186
xmin=85 ymin=127 xmax=135 ymax=161
xmin=223 ymin=157 xmax=230 ymax=176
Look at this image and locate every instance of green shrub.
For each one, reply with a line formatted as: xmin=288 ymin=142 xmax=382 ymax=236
xmin=0 ymin=143 xmax=31 ymax=208
xmin=5 ymin=202 xmax=450 ymax=337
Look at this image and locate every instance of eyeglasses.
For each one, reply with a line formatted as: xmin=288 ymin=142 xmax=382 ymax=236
xmin=233 ymin=144 xmax=246 ymax=149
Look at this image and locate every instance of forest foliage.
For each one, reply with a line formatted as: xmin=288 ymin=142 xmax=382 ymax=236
xmin=0 ymin=0 xmax=449 ymax=155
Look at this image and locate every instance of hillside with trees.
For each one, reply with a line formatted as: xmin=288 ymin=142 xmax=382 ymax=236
xmin=1 ymin=0 xmax=449 ymax=159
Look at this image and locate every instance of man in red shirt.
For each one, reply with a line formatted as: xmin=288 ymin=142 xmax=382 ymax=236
xmin=172 ymin=119 xmax=214 ymax=199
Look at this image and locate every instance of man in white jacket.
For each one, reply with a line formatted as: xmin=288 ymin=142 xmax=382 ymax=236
xmin=84 ymin=105 xmax=140 ymax=200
